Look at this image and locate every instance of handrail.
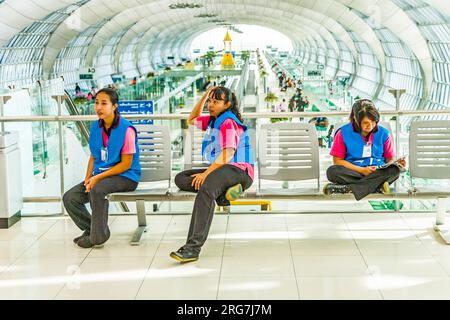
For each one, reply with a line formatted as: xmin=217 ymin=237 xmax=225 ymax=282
xmin=154 ymin=72 xmax=204 ymax=107
xmin=63 ymin=90 xmax=90 ymax=144
xmin=1 ymin=109 xmax=449 ymax=122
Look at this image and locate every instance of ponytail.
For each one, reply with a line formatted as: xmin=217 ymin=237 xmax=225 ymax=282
xmin=229 ymin=92 xmax=243 ymax=123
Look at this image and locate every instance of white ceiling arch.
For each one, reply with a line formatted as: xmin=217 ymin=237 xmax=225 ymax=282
xmin=87 ymin=7 xmax=343 ymax=70
xmin=1 ymin=0 xmax=438 ymax=102
xmin=44 ymin=2 xmax=349 ymax=74
xmin=42 ymin=0 xmax=382 ymax=77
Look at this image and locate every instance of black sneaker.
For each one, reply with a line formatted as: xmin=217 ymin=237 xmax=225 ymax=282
xmin=170 ymin=247 xmax=199 ymax=263
xmin=75 ymin=235 xmax=107 ymax=249
xmin=216 ymin=194 xmax=230 ymax=207
xmin=323 ymin=183 xmax=352 ymax=195
xmin=73 ymin=230 xmax=90 ymax=244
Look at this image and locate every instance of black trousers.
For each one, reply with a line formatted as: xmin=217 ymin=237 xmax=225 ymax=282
xmin=175 ymin=164 xmax=253 ymax=253
xmin=63 ymin=176 xmax=138 ymax=244
xmin=326 ymin=165 xmax=400 ymax=201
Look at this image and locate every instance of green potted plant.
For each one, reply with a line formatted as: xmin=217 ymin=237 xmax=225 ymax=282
xmin=241 ymin=50 xmax=251 ymax=61
xmin=265 ymin=91 xmax=278 ymax=111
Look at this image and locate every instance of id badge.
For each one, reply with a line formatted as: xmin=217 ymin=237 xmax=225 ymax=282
xmin=101 ymin=147 xmax=108 ymax=162
xmin=362 ymin=143 xmax=372 ymax=158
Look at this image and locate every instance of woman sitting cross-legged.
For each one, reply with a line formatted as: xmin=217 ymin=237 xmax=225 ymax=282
xmin=324 ymin=99 xmax=406 ymax=201
xmin=170 ymin=86 xmax=255 ymax=263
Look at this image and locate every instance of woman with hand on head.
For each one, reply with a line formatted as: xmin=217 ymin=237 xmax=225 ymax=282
xmin=170 ymin=86 xmax=255 ymax=263
xmin=324 ymin=99 xmax=405 ymax=201
xmin=63 ymin=88 xmax=141 ymax=248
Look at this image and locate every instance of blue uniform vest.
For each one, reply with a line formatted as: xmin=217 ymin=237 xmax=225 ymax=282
xmin=89 ymin=117 xmax=141 ymax=183
xmin=201 ymin=111 xmax=255 ymax=165
xmin=338 ymin=122 xmax=389 ymax=167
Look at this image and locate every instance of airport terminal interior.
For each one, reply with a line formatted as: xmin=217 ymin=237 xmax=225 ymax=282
xmin=0 ymin=0 xmax=450 ymax=300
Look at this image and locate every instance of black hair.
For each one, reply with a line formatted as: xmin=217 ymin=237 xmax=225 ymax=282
xmin=349 ymin=99 xmax=380 ymax=132
xmin=209 ymin=86 xmax=243 ymax=123
xmin=95 ymin=88 xmax=120 ymax=115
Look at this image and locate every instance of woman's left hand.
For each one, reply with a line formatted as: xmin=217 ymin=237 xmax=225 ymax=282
xmin=85 ymin=176 xmax=100 ymax=193
xmin=191 ymin=172 xmax=208 ymax=190
xmin=397 ymin=158 xmax=406 ymax=168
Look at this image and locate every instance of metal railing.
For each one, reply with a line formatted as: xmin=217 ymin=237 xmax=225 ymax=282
xmin=0 ymin=107 xmax=449 ymax=212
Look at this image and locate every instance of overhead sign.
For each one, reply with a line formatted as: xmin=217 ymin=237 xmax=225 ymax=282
xmin=304 ymin=64 xmax=324 ymax=78
xmin=79 ymin=74 xmax=94 ymax=80
xmin=118 ymin=100 xmax=154 ymax=125
xmin=79 ymin=67 xmax=96 ymax=80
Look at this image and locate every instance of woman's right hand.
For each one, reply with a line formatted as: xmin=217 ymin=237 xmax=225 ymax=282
xmin=84 ymin=176 xmax=92 ymax=187
xmin=359 ymin=166 xmax=377 ymax=176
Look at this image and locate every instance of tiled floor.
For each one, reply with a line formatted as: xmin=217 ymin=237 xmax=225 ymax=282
xmin=0 ymin=212 xmax=449 ymax=300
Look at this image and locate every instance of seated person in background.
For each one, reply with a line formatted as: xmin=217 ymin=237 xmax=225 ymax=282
xmin=309 ymin=117 xmax=329 ymax=147
xmin=309 ymin=117 xmax=329 ymax=128
xmin=323 ymin=99 xmax=406 ymax=201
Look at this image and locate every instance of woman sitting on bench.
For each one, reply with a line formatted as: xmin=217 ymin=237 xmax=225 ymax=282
xmin=63 ymin=88 xmax=141 ymax=248
xmin=170 ymin=86 xmax=254 ymax=263
xmin=324 ymin=99 xmax=406 ymax=201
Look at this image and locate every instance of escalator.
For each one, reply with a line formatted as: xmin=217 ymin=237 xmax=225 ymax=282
xmin=64 ymin=90 xmax=90 ymax=146
xmin=64 ymin=90 xmax=130 ymax=213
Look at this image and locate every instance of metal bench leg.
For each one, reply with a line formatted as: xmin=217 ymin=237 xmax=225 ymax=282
xmin=434 ymin=197 xmax=450 ymax=245
xmin=131 ymin=200 xmax=147 ymax=246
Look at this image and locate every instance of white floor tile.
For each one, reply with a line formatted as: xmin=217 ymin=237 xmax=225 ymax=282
xmin=399 ymin=213 xmax=437 ymax=230
xmin=224 ymin=240 xmax=291 ymax=256
xmin=148 ymin=256 xmax=222 ymax=278
xmin=350 ymin=229 xmax=418 ymax=241
xmin=292 ymin=256 xmax=369 ymax=277
xmin=0 ymin=259 xmax=79 ymax=300
xmin=86 ymin=239 xmax=159 ymax=259
xmin=221 ymin=255 xmax=295 ymax=277
xmin=0 ymin=239 xmax=35 ymax=260
xmin=378 ymin=277 xmax=450 ymax=300
xmin=364 ymin=256 xmax=448 ymax=277
xmin=0 ymin=259 xmax=12 ymax=274
xmin=420 ymin=239 xmax=450 ymax=257
xmin=286 ymin=214 xmax=347 ymax=231
xmin=431 ymin=256 xmax=450 ymax=276
xmin=56 ymin=280 xmax=143 ymax=300
xmin=225 ymin=230 xmax=289 ymax=240
xmin=289 ymin=230 xmax=354 ymax=240
xmin=343 ymin=214 xmax=410 ymax=230
xmin=19 ymin=239 xmax=91 ymax=261
xmin=227 ymin=215 xmax=287 ymax=232
xmin=290 ymin=240 xmax=360 ymax=256
xmin=218 ymin=276 xmax=299 ymax=300
xmin=0 ymin=284 xmax=65 ymax=300
xmin=0 ymin=218 xmax=57 ymax=241
xmin=356 ymin=240 xmax=432 ymax=257
xmin=137 ymin=277 xmax=219 ymax=300
xmin=54 ymin=257 xmax=151 ymax=300
xmin=297 ymin=277 xmax=382 ymax=300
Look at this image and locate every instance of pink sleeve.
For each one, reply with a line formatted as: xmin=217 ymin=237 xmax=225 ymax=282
xmin=330 ymin=130 xmax=346 ymax=159
xmin=383 ymin=135 xmax=396 ymax=159
xmin=219 ymin=119 xmax=241 ymax=150
xmin=194 ymin=115 xmax=211 ymax=131
xmin=121 ymin=127 xmax=136 ymax=155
